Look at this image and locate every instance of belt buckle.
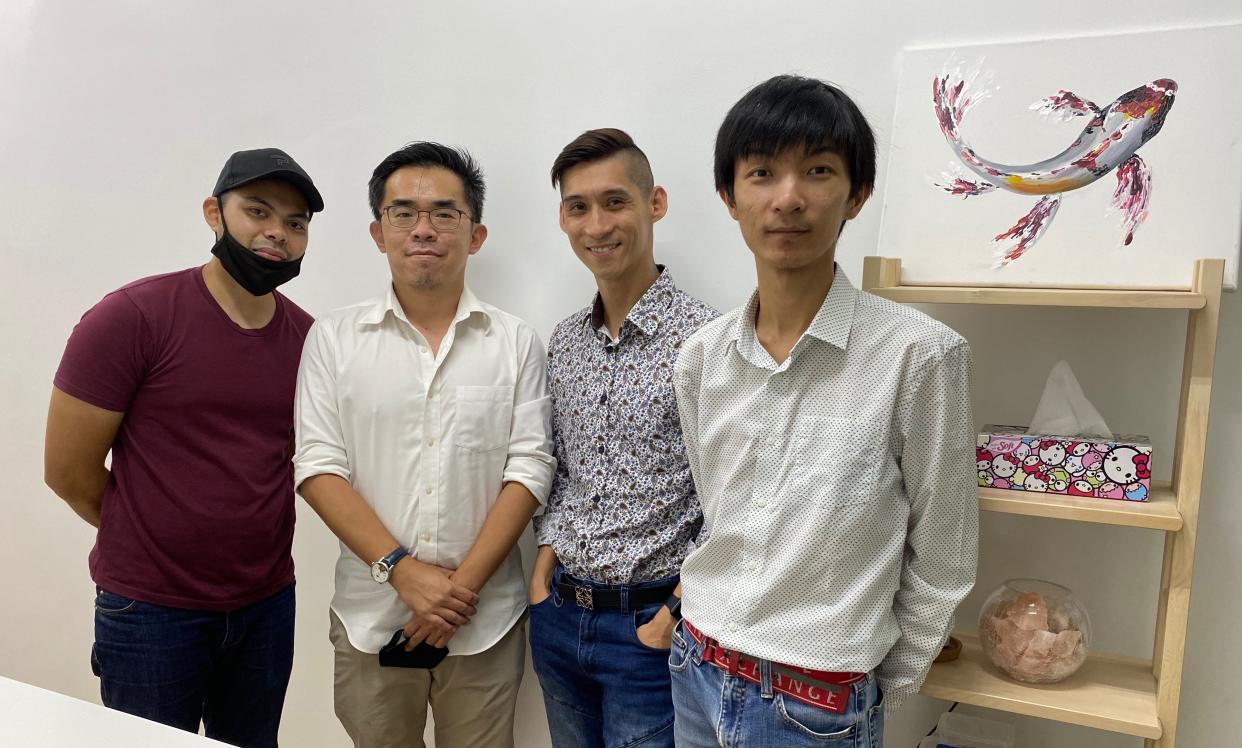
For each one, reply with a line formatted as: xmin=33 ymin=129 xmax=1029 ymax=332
xmin=574 ymin=586 xmax=594 ymax=609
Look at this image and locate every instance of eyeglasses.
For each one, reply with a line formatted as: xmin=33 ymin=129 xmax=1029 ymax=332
xmin=382 ymin=205 xmax=471 ymax=231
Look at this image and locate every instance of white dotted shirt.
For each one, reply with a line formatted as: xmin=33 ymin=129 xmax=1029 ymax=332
xmin=673 ymin=266 xmax=978 ymax=708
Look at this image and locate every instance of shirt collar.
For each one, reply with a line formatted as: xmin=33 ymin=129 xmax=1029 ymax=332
xmin=733 ymin=264 xmax=857 ymax=357
xmin=583 ymin=265 xmax=678 ymax=339
xmin=359 ymin=284 xmax=492 ymax=333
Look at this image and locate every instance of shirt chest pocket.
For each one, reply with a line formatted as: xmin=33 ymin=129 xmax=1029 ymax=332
xmin=790 ymin=417 xmax=884 ymax=507
xmin=454 ymin=385 xmax=514 ymax=452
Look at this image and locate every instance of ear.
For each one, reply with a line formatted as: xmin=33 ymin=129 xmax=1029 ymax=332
xmin=468 ymin=223 xmax=488 ymax=256
xmin=649 ymin=186 xmax=668 ymax=224
xmin=558 ymin=202 xmax=568 ymax=235
xmin=203 ymin=196 xmax=223 ymax=237
xmin=844 ymin=184 xmax=873 ymax=221
xmin=718 ymin=188 xmax=739 ymax=221
xmin=369 ymin=220 xmax=386 ymax=253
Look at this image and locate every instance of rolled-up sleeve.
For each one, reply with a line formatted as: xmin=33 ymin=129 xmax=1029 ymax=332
xmin=502 ymin=325 xmax=555 ymax=504
xmin=879 ymin=339 xmax=979 ymax=708
xmin=293 ymin=320 xmax=351 ymax=491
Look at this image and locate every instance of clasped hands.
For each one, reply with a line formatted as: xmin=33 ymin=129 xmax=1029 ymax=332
xmin=391 ymin=557 xmax=478 ymax=650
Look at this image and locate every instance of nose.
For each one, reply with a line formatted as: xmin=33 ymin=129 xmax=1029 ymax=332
xmin=263 ymin=220 xmax=287 ymax=245
xmin=409 ymin=211 xmax=437 ymax=241
xmin=583 ymin=206 xmax=611 ymax=238
xmin=771 ymin=175 xmax=806 ymax=214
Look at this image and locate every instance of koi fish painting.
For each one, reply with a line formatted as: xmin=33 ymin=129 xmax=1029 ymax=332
xmin=932 ymin=64 xmax=1176 ymax=265
xmin=878 ymin=25 xmax=1242 ymax=290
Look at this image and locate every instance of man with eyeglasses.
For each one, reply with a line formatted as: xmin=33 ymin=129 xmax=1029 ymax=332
xmin=295 ymin=142 xmax=555 ymax=747
xmin=44 ymin=148 xmax=322 ymax=746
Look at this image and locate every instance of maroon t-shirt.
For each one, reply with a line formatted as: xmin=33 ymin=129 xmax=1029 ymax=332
xmin=54 ymin=267 xmax=313 ymax=610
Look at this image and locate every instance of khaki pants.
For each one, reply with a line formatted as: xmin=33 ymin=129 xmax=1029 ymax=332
xmin=329 ymin=610 xmax=526 ymax=748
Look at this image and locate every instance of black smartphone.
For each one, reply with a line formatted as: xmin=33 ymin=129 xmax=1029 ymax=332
xmin=378 ymin=630 xmax=449 ymax=669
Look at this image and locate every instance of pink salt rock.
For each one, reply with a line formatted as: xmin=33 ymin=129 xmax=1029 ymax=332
xmin=981 ymin=592 xmax=1088 ymax=683
xmin=1009 ymin=591 xmax=1049 ymax=631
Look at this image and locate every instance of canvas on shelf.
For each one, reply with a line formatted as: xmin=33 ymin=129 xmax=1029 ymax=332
xmin=878 ymin=24 xmax=1242 ymax=290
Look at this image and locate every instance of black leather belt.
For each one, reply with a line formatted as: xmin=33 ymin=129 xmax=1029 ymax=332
xmin=556 ymin=579 xmax=677 ymax=610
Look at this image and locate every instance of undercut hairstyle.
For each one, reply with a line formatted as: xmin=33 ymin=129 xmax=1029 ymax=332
xmin=368 ymin=142 xmax=486 ymax=222
xmin=550 ymin=128 xmax=655 ymax=196
xmin=714 ymin=75 xmax=876 ymax=201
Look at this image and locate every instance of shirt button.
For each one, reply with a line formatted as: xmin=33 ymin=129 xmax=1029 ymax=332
xmin=420 ymin=345 xmax=429 ymax=354
xmin=755 ymin=498 xmax=767 ymax=508
xmin=421 ymin=532 xmax=431 ymax=542
xmin=424 ymin=485 xmax=433 ymax=495
xmin=426 ymin=437 xmax=435 ymax=447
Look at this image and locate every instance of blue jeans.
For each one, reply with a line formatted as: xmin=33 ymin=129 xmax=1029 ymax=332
xmin=669 ymin=621 xmax=884 ymax=747
xmin=528 ymin=567 xmax=677 ymax=748
xmin=91 ymin=582 xmax=295 ymax=748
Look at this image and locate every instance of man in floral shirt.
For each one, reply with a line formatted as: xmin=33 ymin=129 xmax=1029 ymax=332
xmin=529 ymin=128 xmax=717 ymax=747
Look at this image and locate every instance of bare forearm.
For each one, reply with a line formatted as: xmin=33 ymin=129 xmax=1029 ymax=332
xmin=298 ymin=473 xmax=405 ymax=565
xmin=453 ymin=482 xmax=540 ymax=593
xmin=47 ymin=468 xmax=109 ymax=528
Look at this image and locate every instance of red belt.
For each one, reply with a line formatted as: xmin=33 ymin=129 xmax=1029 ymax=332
xmin=683 ymin=620 xmax=864 ymax=714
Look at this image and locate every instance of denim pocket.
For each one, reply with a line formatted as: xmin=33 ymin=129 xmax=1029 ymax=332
xmin=775 ymin=693 xmax=860 ymax=742
xmin=94 ymin=589 xmax=137 ymax=615
xmin=668 ymin=621 xmax=692 ymax=672
xmin=528 ymin=592 xmax=556 ymax=611
xmin=630 ymin=605 xmax=672 ymax=652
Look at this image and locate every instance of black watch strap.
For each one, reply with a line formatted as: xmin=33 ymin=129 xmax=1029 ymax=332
xmin=664 ymin=592 xmax=682 ymax=621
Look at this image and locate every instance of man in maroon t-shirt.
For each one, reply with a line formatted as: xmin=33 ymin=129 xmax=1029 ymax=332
xmin=44 ymin=148 xmax=323 ymax=748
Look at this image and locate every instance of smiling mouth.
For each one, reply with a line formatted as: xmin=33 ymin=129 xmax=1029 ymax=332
xmin=587 ymin=242 xmax=620 ymax=255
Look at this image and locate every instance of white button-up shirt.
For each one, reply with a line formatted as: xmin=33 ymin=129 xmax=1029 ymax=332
xmin=673 ymin=266 xmax=978 ymax=707
xmin=294 ymin=286 xmax=555 ymax=655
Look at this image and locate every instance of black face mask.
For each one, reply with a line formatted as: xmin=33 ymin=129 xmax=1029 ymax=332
xmin=210 ymin=213 xmax=302 ymax=296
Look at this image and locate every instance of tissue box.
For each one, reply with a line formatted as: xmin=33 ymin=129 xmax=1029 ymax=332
xmin=977 ymin=425 xmax=1153 ymax=501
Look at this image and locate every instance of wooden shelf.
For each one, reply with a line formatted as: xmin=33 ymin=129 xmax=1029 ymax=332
xmin=921 ymin=634 xmax=1160 ymax=739
xmin=864 ymin=256 xmax=1228 ymax=747
xmin=865 ymin=284 xmax=1205 ymax=309
xmin=979 ymin=482 xmax=1181 ymax=531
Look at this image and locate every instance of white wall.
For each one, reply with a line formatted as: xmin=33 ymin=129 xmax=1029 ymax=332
xmin=2 ymin=2 xmax=1238 ymax=746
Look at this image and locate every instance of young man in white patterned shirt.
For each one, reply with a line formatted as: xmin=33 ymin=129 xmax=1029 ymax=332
xmin=529 ymin=129 xmax=717 ymax=748
xmin=670 ymin=76 xmax=979 ymax=746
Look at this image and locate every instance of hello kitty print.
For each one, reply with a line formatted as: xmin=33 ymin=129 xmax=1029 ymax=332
xmin=977 ymin=424 xmax=1152 ymax=501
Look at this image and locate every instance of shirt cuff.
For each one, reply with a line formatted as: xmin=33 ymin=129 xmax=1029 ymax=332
xmin=501 ymin=463 xmax=553 ymax=505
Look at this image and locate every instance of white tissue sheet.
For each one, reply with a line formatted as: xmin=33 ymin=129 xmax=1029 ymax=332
xmin=1027 ymin=361 xmax=1113 ymax=439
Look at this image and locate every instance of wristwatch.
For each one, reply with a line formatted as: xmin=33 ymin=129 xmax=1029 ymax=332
xmin=371 ymin=546 xmax=409 ymax=584
xmin=664 ymin=592 xmax=683 ymax=621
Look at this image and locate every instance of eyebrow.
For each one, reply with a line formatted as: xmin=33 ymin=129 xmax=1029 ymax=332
xmin=561 ymin=187 xmax=632 ymax=204
xmin=387 ymin=198 xmax=461 ymax=209
xmin=242 ymin=195 xmax=310 ymax=221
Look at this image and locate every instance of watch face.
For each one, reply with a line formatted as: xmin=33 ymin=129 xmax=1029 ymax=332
xmin=371 ymin=563 xmax=389 ymax=584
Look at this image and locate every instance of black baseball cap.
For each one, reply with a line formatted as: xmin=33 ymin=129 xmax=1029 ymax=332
xmin=212 ymin=147 xmax=324 ymax=213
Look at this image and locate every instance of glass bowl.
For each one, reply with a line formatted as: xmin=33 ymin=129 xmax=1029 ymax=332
xmin=978 ymin=578 xmax=1091 ymax=683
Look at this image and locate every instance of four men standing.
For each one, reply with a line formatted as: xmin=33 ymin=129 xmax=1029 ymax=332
xmin=46 ymin=77 xmax=977 ymax=748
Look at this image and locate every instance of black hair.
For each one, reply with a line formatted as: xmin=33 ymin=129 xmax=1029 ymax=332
xmin=368 ymin=142 xmax=486 ymax=222
xmin=714 ymin=75 xmax=876 ymax=201
xmin=550 ymin=128 xmax=654 ymax=195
